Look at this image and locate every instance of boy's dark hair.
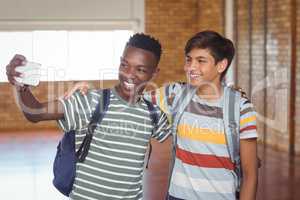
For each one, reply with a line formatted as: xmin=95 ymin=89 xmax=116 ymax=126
xmin=184 ymin=30 xmax=235 ymax=80
xmin=126 ymin=33 xmax=162 ymax=63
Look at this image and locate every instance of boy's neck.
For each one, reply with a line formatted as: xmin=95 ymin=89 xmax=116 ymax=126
xmin=114 ymin=85 xmax=141 ymax=104
xmin=196 ymin=81 xmax=223 ymax=101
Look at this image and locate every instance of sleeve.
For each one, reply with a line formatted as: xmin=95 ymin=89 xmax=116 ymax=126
xmin=239 ymin=97 xmax=258 ymax=139
xmin=151 ymin=106 xmax=172 ymax=143
xmin=57 ymin=89 xmax=101 ymax=132
xmin=143 ymin=82 xmax=186 ymax=118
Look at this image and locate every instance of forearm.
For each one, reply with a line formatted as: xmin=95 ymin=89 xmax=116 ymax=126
xmin=15 ymin=86 xmax=64 ymax=122
xmin=239 ymin=137 xmax=258 ymax=200
xmin=239 ymin=168 xmax=258 ymax=200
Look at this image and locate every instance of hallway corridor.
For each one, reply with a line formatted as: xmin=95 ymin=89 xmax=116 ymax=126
xmin=0 ymin=131 xmax=299 ymax=200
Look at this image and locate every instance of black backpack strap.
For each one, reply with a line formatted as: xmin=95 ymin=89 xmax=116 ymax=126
xmin=144 ymin=99 xmax=159 ymax=124
xmin=143 ymin=98 xmax=159 ymax=169
xmin=76 ymin=89 xmax=111 ymax=162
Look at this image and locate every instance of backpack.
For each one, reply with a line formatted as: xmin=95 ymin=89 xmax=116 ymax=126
xmin=223 ymin=86 xmax=243 ymax=198
xmin=52 ymin=89 xmax=110 ymax=196
xmin=52 ymin=89 xmax=159 ymax=196
xmin=168 ymin=84 xmax=244 ymax=197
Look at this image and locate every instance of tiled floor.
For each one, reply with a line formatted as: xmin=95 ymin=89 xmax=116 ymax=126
xmin=0 ymin=131 xmax=299 ymax=200
xmin=0 ymin=131 xmax=68 ymax=200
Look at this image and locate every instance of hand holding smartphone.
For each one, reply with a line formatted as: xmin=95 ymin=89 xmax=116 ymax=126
xmin=14 ymin=61 xmax=41 ymax=87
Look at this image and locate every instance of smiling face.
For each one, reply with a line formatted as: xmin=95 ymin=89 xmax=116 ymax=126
xmin=116 ymin=45 xmax=159 ymax=102
xmin=184 ymin=48 xmax=228 ymax=88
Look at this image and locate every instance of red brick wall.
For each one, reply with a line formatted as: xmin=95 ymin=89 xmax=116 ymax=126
xmin=236 ymin=0 xmax=293 ymax=152
xmin=3 ymin=0 xmax=299 ymax=155
xmin=0 ymin=80 xmax=117 ymax=131
xmin=236 ymin=0 xmax=266 ymax=139
xmin=145 ymin=0 xmax=224 ymax=85
xmin=1 ymin=0 xmax=225 ymax=131
xmin=265 ymin=0 xmax=291 ymax=152
xmin=250 ymin=0 xmax=266 ymax=143
xmin=236 ymin=0 xmax=251 ymax=95
xmin=145 ymin=0 xmax=199 ymax=85
xmin=197 ymin=0 xmax=224 ymax=34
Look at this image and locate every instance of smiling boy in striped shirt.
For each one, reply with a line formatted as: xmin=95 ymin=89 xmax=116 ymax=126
xmin=6 ymin=33 xmax=172 ymax=200
xmin=66 ymin=31 xmax=258 ymax=200
xmin=151 ymin=31 xmax=258 ymax=200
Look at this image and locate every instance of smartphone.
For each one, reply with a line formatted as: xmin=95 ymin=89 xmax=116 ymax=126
xmin=15 ymin=61 xmax=41 ymax=86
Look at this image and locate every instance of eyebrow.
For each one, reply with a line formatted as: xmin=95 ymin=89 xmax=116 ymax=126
xmin=120 ymin=57 xmax=128 ymax=63
xmin=186 ymin=55 xmax=207 ymax=59
xmin=120 ymin=57 xmax=149 ymax=68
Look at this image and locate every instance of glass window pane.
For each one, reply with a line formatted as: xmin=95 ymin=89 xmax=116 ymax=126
xmin=68 ymin=31 xmax=114 ymax=80
xmin=32 ymin=31 xmax=68 ymax=81
xmin=0 ymin=32 xmax=33 ymax=82
xmin=0 ymin=30 xmax=132 ymax=82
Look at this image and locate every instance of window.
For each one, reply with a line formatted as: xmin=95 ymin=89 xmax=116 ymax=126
xmin=0 ymin=30 xmax=133 ymax=82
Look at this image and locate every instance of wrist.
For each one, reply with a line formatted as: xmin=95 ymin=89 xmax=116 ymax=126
xmin=16 ymin=84 xmax=29 ymax=92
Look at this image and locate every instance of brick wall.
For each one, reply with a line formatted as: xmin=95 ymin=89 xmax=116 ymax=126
xmin=145 ymin=0 xmax=224 ymax=85
xmin=236 ymin=0 xmax=251 ymax=95
xmin=250 ymin=0 xmax=266 ymax=143
xmin=145 ymin=0 xmax=199 ymax=85
xmin=266 ymin=0 xmax=291 ymax=152
xmin=2 ymin=0 xmax=299 ymax=155
xmin=236 ymin=0 xmax=266 ymax=139
xmin=0 ymin=80 xmax=117 ymax=131
xmin=236 ymin=0 xmax=293 ymax=152
xmin=197 ymin=0 xmax=224 ymax=34
xmin=1 ymin=0 xmax=225 ymax=131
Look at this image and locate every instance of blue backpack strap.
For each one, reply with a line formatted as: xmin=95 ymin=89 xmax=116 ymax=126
xmin=171 ymin=84 xmax=197 ymax=135
xmin=167 ymin=84 xmax=197 ymax=189
xmin=76 ymin=89 xmax=111 ymax=162
xmin=143 ymin=98 xmax=159 ymax=169
xmin=223 ymin=86 xmax=241 ymax=193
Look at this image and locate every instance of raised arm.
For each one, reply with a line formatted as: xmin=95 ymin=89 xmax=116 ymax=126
xmin=6 ymin=54 xmax=64 ymax=122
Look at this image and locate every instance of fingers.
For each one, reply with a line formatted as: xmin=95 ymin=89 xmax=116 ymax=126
xmin=78 ymin=82 xmax=89 ymax=96
xmin=6 ymin=72 xmax=17 ymax=85
xmin=6 ymin=54 xmax=27 ymax=86
xmin=63 ymin=87 xmax=77 ymax=99
xmin=10 ymin=54 xmax=26 ymax=66
xmin=81 ymin=87 xmax=88 ymax=95
xmin=63 ymin=82 xmax=90 ymax=99
xmin=6 ymin=65 xmax=22 ymax=77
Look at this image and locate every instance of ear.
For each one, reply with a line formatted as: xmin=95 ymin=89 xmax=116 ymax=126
xmin=216 ymin=59 xmax=228 ymax=74
xmin=151 ymin=67 xmax=160 ymax=79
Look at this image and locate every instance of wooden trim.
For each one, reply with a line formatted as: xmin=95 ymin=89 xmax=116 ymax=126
xmin=234 ymin=0 xmax=239 ymax=84
xmin=289 ymin=0 xmax=297 ymax=156
xmin=248 ymin=0 xmax=253 ymax=95
xmin=222 ymin=0 xmax=226 ymax=35
xmin=0 ymin=20 xmax=139 ymax=31
xmin=263 ymin=0 xmax=268 ymax=146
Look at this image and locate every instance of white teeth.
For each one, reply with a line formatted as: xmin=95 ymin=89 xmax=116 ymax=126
xmin=190 ymin=74 xmax=201 ymax=78
xmin=124 ymin=81 xmax=135 ymax=89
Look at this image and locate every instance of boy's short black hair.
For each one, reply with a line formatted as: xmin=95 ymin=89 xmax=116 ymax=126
xmin=126 ymin=33 xmax=162 ymax=63
xmin=184 ymin=30 xmax=235 ymax=80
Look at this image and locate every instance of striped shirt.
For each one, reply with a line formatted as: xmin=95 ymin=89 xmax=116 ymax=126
xmin=57 ymin=88 xmax=171 ymax=200
xmin=145 ymin=82 xmax=258 ymax=200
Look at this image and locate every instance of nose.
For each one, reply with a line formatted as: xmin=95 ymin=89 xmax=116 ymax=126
xmin=184 ymin=60 xmax=197 ymax=72
xmin=124 ymin=65 xmax=137 ymax=79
